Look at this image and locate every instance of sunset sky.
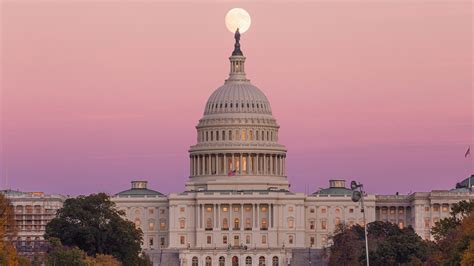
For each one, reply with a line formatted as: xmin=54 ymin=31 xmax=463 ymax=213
xmin=2 ymin=1 xmax=472 ymax=196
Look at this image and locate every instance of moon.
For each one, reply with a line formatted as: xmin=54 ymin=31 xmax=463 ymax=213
xmin=225 ymin=8 xmax=251 ymax=34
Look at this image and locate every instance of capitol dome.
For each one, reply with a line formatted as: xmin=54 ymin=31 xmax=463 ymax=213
xmin=186 ymin=30 xmax=288 ymax=191
xmin=204 ymin=83 xmax=272 ymax=115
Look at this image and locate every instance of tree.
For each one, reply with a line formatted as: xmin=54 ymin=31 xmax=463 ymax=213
xmin=45 ymin=193 xmax=143 ymax=265
xmin=0 ymin=193 xmax=30 ymax=266
xmin=430 ymin=200 xmax=474 ymax=265
xmin=329 ymin=221 xmax=431 ymax=266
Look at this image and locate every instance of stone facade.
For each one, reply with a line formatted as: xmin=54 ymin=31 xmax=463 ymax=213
xmin=1 ymin=189 xmax=66 ymax=257
xmin=110 ymin=34 xmax=474 ymax=266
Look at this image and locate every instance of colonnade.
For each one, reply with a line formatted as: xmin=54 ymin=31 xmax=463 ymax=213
xmin=196 ymin=203 xmax=275 ymax=231
xmin=190 ymin=153 xmax=286 ymax=177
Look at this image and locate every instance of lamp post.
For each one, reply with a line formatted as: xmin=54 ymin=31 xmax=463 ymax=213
xmin=351 ymin=180 xmax=369 ymax=266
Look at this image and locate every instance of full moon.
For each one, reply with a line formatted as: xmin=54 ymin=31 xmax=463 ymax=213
xmin=225 ymin=8 xmax=251 ymax=34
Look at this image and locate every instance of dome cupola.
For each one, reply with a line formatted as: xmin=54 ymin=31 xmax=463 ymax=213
xmin=186 ymin=30 xmax=288 ymax=191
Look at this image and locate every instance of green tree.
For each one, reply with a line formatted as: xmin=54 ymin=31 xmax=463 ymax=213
xmin=46 ymin=238 xmax=89 ymax=266
xmin=329 ymin=221 xmax=431 ymax=266
xmin=45 ymin=193 xmax=143 ymax=265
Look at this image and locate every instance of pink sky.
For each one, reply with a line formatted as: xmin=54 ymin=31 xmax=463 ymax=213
xmin=1 ymin=1 xmax=472 ymax=196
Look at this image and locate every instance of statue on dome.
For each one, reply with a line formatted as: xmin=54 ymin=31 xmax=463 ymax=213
xmin=232 ymin=28 xmax=243 ymax=56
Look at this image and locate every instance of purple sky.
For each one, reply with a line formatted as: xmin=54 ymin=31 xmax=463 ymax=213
xmin=1 ymin=1 xmax=472 ymax=196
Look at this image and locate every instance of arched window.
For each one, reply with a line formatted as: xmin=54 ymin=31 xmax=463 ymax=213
xmin=192 ymin=256 xmax=198 ymax=266
xmin=242 ymin=130 xmax=246 ymax=141
xmin=259 ymin=256 xmax=266 ymax=266
xmin=234 ymin=218 xmax=240 ymax=229
xmin=219 ymin=257 xmax=225 ymax=266
xmin=134 ymin=209 xmax=141 ymax=216
xmin=256 ymin=130 xmax=259 ymax=140
xmin=206 ymin=256 xmax=212 ymax=266
xmin=229 ymin=130 xmax=233 ymax=140
xmin=232 ymin=256 xmax=239 ymax=266
xmin=148 ymin=219 xmax=155 ymax=230
xmin=249 ymin=130 xmax=253 ymax=140
xmin=246 ymin=256 xmax=252 ymax=266
xmin=222 ymin=130 xmax=226 ymax=141
xmin=272 ymin=256 xmax=279 ymax=266
xmin=134 ymin=218 xmax=141 ymax=229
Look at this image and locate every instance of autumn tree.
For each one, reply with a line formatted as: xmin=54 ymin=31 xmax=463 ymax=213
xmin=45 ymin=193 xmax=144 ymax=266
xmin=431 ymin=200 xmax=474 ymax=265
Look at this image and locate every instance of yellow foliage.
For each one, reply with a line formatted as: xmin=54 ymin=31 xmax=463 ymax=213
xmin=93 ymin=254 xmax=121 ymax=266
xmin=461 ymin=240 xmax=474 ymax=266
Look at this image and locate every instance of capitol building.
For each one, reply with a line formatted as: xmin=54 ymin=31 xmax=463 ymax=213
xmin=108 ymin=32 xmax=474 ymax=266
xmin=4 ymin=31 xmax=470 ymax=266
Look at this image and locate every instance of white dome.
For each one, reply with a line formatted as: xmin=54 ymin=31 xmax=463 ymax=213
xmin=204 ymin=82 xmax=272 ymax=115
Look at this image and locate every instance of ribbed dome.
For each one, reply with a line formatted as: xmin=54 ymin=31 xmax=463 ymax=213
xmin=204 ymin=82 xmax=272 ymax=115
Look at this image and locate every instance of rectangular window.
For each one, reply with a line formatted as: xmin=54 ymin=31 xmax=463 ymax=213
xmin=180 ymin=236 xmax=185 ymax=245
xmin=160 ymin=237 xmax=165 ymax=247
xmin=261 ymin=235 xmax=267 ymax=244
xmin=180 ymin=219 xmax=186 ymax=229
xmin=288 ymin=219 xmax=294 ymax=228
xmin=149 ymin=238 xmax=154 ymax=247
xmin=180 ymin=207 xmax=185 ymax=213
xmin=309 ymin=221 xmax=315 ymax=230
xmin=310 ymin=208 xmax=315 ymax=214
xmin=288 ymin=206 xmax=294 ymax=212
xmin=246 ymin=235 xmax=251 ymax=244
xmin=149 ymin=208 xmax=154 ymax=214
xmin=310 ymin=237 xmax=315 ymax=246
xmin=223 ymin=235 xmax=228 ymax=244
xmin=207 ymin=236 xmax=212 ymax=244
xmin=288 ymin=235 xmax=294 ymax=244
xmin=234 ymin=235 xmax=239 ymax=246
xmin=321 ymin=208 xmax=326 ymax=214
xmin=321 ymin=220 xmax=327 ymax=230
xmin=349 ymin=208 xmax=354 ymax=213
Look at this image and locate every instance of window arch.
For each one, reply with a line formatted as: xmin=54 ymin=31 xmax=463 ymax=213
xmin=232 ymin=256 xmax=239 ymax=266
xmin=206 ymin=256 xmax=212 ymax=266
xmin=234 ymin=218 xmax=240 ymax=229
xmin=259 ymin=256 xmax=266 ymax=266
xmin=192 ymin=256 xmax=198 ymax=266
xmin=134 ymin=218 xmax=141 ymax=229
xmin=148 ymin=219 xmax=155 ymax=230
xmin=246 ymin=256 xmax=252 ymax=266
xmin=219 ymin=257 xmax=225 ymax=266
xmin=272 ymin=256 xmax=279 ymax=266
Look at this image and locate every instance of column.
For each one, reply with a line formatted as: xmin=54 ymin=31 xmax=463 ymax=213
xmin=255 ymin=154 xmax=259 ymax=175
xmin=256 ymin=204 xmax=260 ymax=228
xmin=232 ymin=154 xmax=235 ymax=172
xmin=197 ymin=204 xmax=201 ymax=229
xmin=240 ymin=204 xmax=243 ymax=230
xmin=201 ymin=204 xmax=204 ymax=229
xmin=208 ymin=155 xmax=211 ymax=175
xmin=283 ymin=156 xmax=285 ymax=175
xmin=230 ymin=204 xmax=233 ymax=230
xmin=247 ymin=154 xmax=251 ymax=175
xmin=239 ymin=154 xmax=243 ymax=175
xmin=197 ymin=155 xmax=201 ymax=175
xmin=252 ymin=204 xmax=255 ymax=229
xmin=224 ymin=154 xmax=227 ymax=174
xmin=270 ymin=155 xmax=273 ymax=175
xmin=263 ymin=155 xmax=266 ymax=175
xmin=216 ymin=154 xmax=220 ymax=175
xmin=190 ymin=156 xmax=192 ymax=176
xmin=217 ymin=204 xmax=220 ymax=228
xmin=270 ymin=204 xmax=274 ymax=228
